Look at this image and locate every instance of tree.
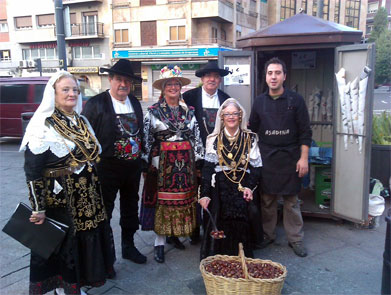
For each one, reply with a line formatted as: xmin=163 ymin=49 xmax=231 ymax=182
xmin=375 ymin=30 xmax=391 ymax=85
xmin=368 ymin=7 xmax=388 ymax=43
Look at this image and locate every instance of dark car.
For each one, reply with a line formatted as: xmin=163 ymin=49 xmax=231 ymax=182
xmin=0 ymin=76 xmax=97 ymax=137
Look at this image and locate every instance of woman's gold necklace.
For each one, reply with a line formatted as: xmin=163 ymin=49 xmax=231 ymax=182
xmin=51 ymin=111 xmax=100 ymax=171
xmin=221 ymin=130 xmax=242 ymax=160
xmin=52 ymin=112 xmax=90 ymax=140
xmin=217 ymin=131 xmax=251 ymax=191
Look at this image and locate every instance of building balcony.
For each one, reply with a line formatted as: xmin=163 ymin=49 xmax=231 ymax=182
xmin=191 ymin=37 xmax=233 ymax=47
xmin=191 ymin=0 xmax=234 ymax=23
xmin=14 ymin=27 xmax=57 ymax=44
xmin=63 ymin=0 xmax=102 ymax=4
xmin=55 ymin=23 xmax=104 ymax=40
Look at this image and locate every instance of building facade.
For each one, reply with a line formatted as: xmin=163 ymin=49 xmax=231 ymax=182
xmin=110 ymin=0 xmax=267 ymax=100
xmin=267 ymin=0 xmax=368 ymax=34
xmin=366 ymin=0 xmax=391 ymax=39
xmin=0 ymin=0 xmax=112 ymax=93
xmin=1 ymin=0 xmax=370 ymax=100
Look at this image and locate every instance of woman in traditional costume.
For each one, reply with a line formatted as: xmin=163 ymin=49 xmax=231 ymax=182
xmin=20 ymin=71 xmax=115 ymax=295
xmin=140 ymin=65 xmax=204 ymax=263
xmin=199 ymin=98 xmax=262 ymax=259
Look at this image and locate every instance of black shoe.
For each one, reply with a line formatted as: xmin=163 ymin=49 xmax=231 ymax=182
xmin=166 ymin=236 xmax=185 ymax=250
xmin=255 ymin=236 xmax=275 ymax=249
xmin=289 ymin=241 xmax=308 ymax=257
xmin=154 ymin=246 xmax=165 ymax=263
xmin=190 ymin=229 xmax=201 ymax=245
xmin=122 ymin=245 xmax=147 ymax=264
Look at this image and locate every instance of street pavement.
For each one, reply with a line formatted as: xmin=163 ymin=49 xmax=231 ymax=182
xmin=0 ymin=98 xmax=389 ymax=294
xmin=373 ymin=86 xmax=391 ymax=114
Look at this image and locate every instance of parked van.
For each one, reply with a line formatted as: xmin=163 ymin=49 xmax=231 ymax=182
xmin=0 ymin=76 xmax=97 ymax=137
xmin=0 ymin=77 xmax=49 ymax=137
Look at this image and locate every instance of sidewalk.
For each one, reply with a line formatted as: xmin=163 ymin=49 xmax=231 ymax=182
xmin=0 ymin=136 xmax=389 ymax=295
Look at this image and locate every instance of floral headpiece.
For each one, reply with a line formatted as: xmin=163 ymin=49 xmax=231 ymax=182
xmin=153 ymin=65 xmax=191 ymax=90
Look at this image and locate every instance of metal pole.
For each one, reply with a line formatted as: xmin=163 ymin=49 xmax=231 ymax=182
xmin=317 ymin=0 xmax=324 ymax=19
xmin=55 ymin=0 xmax=67 ymax=70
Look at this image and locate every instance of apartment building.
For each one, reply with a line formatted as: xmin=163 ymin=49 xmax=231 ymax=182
xmin=111 ymin=0 xmax=268 ymax=100
xmin=0 ymin=0 xmax=112 ymax=92
xmin=0 ymin=0 xmax=12 ymax=76
xmin=266 ymin=0 xmax=368 ymax=34
xmin=1 ymin=0 xmax=370 ymax=99
xmin=366 ymin=0 xmax=391 ymax=39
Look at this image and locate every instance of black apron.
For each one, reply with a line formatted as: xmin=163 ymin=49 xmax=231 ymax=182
xmin=258 ymin=95 xmax=301 ymax=195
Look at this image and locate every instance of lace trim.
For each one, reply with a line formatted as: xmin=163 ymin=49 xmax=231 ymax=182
xmin=250 ymin=156 xmax=262 ymax=168
xmin=26 ymin=123 xmax=76 ymax=157
xmin=215 ymin=166 xmax=250 ymax=173
xmin=204 ymin=152 xmax=218 ymax=163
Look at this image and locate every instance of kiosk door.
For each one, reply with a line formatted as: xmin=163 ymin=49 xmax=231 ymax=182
xmin=219 ymin=51 xmax=254 ymax=120
xmin=332 ymin=43 xmax=376 ymax=223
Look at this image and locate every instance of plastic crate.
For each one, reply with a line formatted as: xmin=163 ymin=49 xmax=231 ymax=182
xmin=316 ymin=186 xmax=331 ymax=205
xmin=315 ymin=166 xmax=332 ymax=205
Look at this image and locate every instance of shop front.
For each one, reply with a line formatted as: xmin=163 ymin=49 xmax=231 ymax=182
xmin=219 ymin=13 xmax=375 ymax=224
xmin=112 ymin=46 xmax=233 ymax=101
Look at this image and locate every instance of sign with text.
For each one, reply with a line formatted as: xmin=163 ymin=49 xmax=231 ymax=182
xmin=68 ymin=66 xmax=99 ymax=74
xmin=112 ymin=47 xmax=231 ymax=59
xmin=223 ymin=64 xmax=250 ymax=85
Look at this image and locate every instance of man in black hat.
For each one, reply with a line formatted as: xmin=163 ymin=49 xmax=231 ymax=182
xmin=82 ymin=59 xmax=147 ymax=264
xmin=183 ymin=60 xmax=230 ymax=147
xmin=182 ymin=60 xmax=230 ymax=245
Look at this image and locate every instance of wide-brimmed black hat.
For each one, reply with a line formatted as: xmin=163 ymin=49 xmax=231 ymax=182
xmin=100 ymin=59 xmax=142 ymax=82
xmin=195 ymin=60 xmax=230 ymax=78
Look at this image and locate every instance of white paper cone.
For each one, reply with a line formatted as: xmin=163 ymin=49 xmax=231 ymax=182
xmin=335 ymin=68 xmax=348 ymax=150
xmin=326 ymin=89 xmax=333 ymax=122
xmin=350 ymin=77 xmax=359 ymax=138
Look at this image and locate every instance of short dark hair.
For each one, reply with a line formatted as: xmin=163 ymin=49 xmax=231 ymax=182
xmin=264 ymin=57 xmax=287 ymax=75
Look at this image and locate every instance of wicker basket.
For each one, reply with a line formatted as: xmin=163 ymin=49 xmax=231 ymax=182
xmin=200 ymin=243 xmax=287 ymax=295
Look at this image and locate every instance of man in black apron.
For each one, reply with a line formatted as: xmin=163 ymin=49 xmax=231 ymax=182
xmin=249 ymin=57 xmax=312 ymax=257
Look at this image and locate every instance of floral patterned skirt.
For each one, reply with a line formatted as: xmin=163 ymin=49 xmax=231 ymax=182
xmin=141 ymin=140 xmax=197 ymax=236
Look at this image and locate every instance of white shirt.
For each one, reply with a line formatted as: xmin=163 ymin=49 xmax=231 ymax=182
xmin=201 ymin=87 xmax=220 ymax=109
xmin=110 ymin=95 xmax=134 ymax=114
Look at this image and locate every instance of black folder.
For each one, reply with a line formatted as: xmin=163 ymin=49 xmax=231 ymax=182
xmin=2 ymin=202 xmax=69 ymax=260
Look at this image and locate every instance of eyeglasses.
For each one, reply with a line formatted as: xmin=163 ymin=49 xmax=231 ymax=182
xmin=222 ymin=112 xmax=240 ymax=118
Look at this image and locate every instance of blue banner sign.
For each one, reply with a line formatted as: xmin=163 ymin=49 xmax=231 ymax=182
xmin=112 ymin=47 xmax=231 ymax=59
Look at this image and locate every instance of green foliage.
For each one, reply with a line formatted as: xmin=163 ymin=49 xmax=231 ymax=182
xmin=375 ymin=30 xmax=391 ymax=85
xmin=368 ymin=7 xmax=388 ymax=43
xmin=372 ymin=112 xmax=391 ymax=145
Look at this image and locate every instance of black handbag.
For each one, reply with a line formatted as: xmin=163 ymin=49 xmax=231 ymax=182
xmin=2 ymin=202 xmax=69 ymax=260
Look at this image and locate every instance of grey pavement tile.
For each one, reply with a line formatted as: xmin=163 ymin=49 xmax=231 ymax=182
xmin=283 ymin=246 xmax=382 ymax=295
xmin=85 ymin=280 xmax=116 ymax=295
xmin=185 ymin=275 xmax=206 ymax=295
xmin=0 ymin=275 xmax=29 ymax=295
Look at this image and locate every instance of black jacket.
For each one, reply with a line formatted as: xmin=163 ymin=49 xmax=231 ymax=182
xmin=182 ymin=86 xmax=230 ymax=145
xmin=81 ymin=90 xmax=144 ymax=159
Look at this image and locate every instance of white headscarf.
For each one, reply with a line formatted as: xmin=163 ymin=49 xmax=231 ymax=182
xmin=20 ymin=71 xmax=83 ymax=152
xmin=210 ymin=98 xmax=249 ymax=136
xmin=204 ymin=97 xmax=262 ymax=169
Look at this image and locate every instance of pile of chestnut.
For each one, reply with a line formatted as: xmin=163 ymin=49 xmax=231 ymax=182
xmin=204 ymin=259 xmax=284 ymax=280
